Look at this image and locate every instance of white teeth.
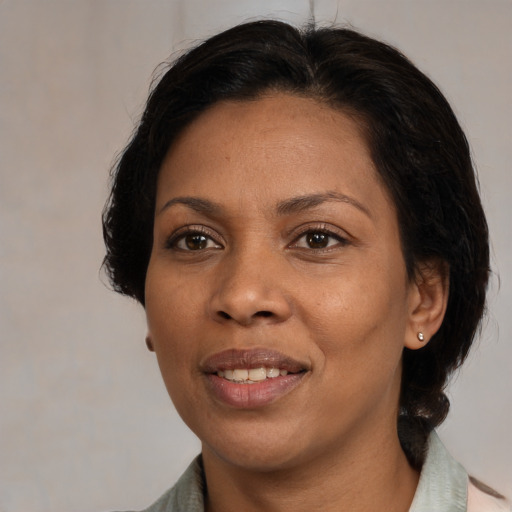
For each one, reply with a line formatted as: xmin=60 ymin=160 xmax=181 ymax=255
xmin=266 ymin=367 xmax=280 ymax=378
xmin=232 ymin=369 xmax=249 ymax=381
xmin=216 ymin=367 xmax=291 ymax=383
xmin=248 ymin=368 xmax=267 ymax=381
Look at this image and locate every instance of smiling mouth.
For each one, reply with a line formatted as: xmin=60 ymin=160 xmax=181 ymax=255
xmin=217 ymin=367 xmax=298 ymax=384
xmin=201 ymin=348 xmax=309 ymax=377
xmin=201 ymin=348 xmax=309 ymax=408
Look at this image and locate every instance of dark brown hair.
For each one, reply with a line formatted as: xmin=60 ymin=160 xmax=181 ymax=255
xmin=102 ymin=20 xmax=489 ymax=468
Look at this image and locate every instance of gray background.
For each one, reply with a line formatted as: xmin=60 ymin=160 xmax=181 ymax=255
xmin=0 ymin=1 xmax=510 ymax=511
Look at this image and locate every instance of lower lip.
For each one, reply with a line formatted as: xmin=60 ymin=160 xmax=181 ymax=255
xmin=205 ymin=373 xmax=306 ymax=409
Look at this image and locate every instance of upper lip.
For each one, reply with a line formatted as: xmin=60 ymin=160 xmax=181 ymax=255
xmin=200 ymin=348 xmax=309 ymax=374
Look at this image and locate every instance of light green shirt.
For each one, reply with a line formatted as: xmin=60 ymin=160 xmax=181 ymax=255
xmin=129 ymin=432 xmax=508 ymax=512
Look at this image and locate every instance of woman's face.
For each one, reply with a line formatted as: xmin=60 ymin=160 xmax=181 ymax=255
xmin=145 ymin=94 xmax=420 ymax=472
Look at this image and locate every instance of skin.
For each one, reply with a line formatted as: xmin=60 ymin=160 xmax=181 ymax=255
xmin=145 ymin=94 xmax=448 ymax=512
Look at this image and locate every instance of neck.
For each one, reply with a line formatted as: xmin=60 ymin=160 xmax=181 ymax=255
xmin=202 ymin=422 xmax=419 ymax=512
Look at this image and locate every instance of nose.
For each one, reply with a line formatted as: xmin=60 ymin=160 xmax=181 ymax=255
xmin=208 ymin=249 xmax=293 ymax=326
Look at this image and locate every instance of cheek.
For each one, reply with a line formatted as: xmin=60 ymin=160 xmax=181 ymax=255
xmin=145 ymin=270 xmax=201 ymax=371
xmin=146 ymin=261 xmax=202 ymax=330
xmin=298 ymin=263 xmax=408 ymax=367
xmin=304 ymin=274 xmax=407 ymax=418
xmin=145 ymin=280 xmax=205 ymax=419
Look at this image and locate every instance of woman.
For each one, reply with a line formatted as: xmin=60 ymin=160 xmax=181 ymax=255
xmin=103 ymin=20 xmax=509 ymax=512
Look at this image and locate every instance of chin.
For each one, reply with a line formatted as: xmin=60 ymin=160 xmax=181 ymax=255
xmin=198 ymin=413 xmax=337 ymax=475
xmin=204 ymin=439 xmax=308 ymax=474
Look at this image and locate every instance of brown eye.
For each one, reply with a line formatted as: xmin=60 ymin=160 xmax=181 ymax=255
xmin=185 ymin=234 xmax=208 ymax=250
xmin=170 ymin=230 xmax=222 ymax=251
xmin=306 ymin=232 xmax=329 ymax=249
xmin=291 ymin=228 xmax=349 ymax=251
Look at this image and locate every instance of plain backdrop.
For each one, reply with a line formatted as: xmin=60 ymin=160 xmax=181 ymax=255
xmin=0 ymin=1 xmax=510 ymax=511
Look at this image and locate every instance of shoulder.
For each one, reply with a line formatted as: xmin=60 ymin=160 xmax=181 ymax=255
xmin=410 ymin=431 xmax=510 ymax=512
xmin=467 ymin=477 xmax=511 ymax=512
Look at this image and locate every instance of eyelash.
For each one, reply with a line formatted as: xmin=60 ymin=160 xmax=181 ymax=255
xmin=290 ymin=224 xmax=350 ymax=251
xmin=165 ymin=224 xmax=350 ymax=253
xmin=165 ymin=226 xmax=222 ymax=252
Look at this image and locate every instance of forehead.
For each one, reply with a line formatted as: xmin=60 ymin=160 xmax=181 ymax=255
xmin=157 ymin=93 xmax=389 ymax=217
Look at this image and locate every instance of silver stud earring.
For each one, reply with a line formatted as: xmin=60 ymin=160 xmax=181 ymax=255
xmin=417 ymin=332 xmax=425 ymax=342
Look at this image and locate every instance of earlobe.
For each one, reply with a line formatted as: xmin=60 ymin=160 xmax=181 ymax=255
xmin=145 ymin=335 xmax=155 ymax=352
xmin=405 ymin=260 xmax=449 ymax=350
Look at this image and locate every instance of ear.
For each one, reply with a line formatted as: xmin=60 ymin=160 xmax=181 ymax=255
xmin=405 ymin=260 xmax=449 ymax=350
xmin=145 ymin=335 xmax=155 ymax=352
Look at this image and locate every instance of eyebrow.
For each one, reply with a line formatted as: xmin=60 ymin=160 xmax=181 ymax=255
xmin=276 ymin=192 xmax=372 ymax=218
xmin=158 ymin=196 xmax=223 ymax=216
xmin=158 ymin=191 xmax=371 ymax=218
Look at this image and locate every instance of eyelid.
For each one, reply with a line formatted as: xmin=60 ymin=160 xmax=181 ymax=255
xmin=165 ymin=224 xmax=224 ymax=250
xmin=288 ymin=222 xmax=351 ymax=249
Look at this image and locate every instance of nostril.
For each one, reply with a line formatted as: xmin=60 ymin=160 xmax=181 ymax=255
xmin=256 ymin=311 xmax=273 ymax=318
xmin=216 ymin=310 xmax=273 ymax=321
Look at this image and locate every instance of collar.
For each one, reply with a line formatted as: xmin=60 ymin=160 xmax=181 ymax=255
xmin=409 ymin=431 xmax=468 ymax=512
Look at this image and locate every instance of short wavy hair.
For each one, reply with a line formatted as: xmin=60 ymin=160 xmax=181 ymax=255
xmin=102 ymin=20 xmax=489 ymax=468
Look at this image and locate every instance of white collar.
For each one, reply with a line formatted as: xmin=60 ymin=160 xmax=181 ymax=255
xmin=409 ymin=431 xmax=468 ymax=512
